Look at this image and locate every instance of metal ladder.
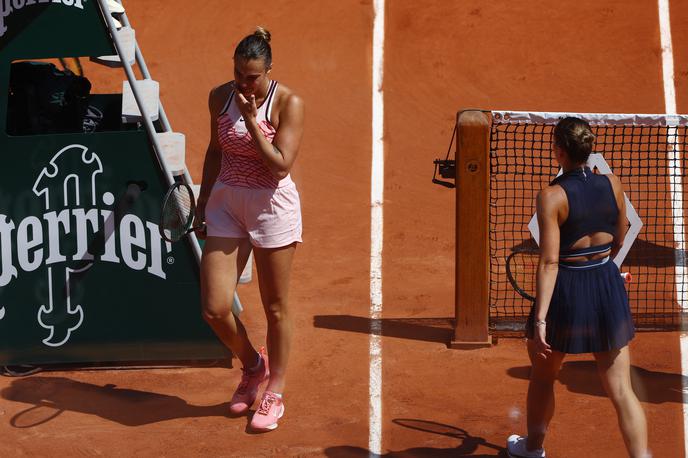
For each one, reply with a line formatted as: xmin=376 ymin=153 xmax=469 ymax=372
xmin=94 ymin=0 xmax=244 ymax=314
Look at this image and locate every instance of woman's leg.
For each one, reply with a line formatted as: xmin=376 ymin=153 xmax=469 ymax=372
xmin=253 ymin=243 xmax=297 ymax=394
xmin=526 ymin=339 xmax=565 ymax=451
xmin=594 ymin=346 xmax=648 ymax=458
xmin=200 ymin=236 xmax=256 ymax=368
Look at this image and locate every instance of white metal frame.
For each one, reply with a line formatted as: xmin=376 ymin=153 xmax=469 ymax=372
xmin=95 ymin=0 xmax=243 ymax=313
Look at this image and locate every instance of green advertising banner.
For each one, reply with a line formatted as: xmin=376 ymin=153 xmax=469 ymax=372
xmin=0 ymin=1 xmax=229 ymax=365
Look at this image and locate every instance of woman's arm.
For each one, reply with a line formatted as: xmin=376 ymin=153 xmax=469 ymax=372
xmin=236 ymin=90 xmax=305 ymax=180
xmin=532 ymin=186 xmax=564 ymax=356
xmin=607 ymin=174 xmax=628 ymax=258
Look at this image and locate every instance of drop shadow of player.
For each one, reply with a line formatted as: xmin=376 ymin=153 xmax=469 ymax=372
xmin=324 ymin=419 xmax=506 ymax=457
xmin=313 ymin=315 xmax=454 ymax=345
xmin=0 ymin=376 xmax=230 ymax=427
xmin=507 ymin=360 xmax=686 ymax=404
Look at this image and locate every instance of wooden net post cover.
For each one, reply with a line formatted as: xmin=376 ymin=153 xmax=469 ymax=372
xmin=451 ymin=110 xmax=492 ymax=349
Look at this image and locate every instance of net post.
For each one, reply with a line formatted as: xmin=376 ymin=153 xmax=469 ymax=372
xmin=450 ymin=110 xmax=493 ymax=349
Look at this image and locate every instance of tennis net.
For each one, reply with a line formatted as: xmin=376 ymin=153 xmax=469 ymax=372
xmin=489 ymin=111 xmax=688 ymax=330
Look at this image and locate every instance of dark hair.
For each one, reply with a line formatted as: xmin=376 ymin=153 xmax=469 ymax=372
xmin=234 ymin=26 xmax=272 ymax=68
xmin=553 ymin=117 xmax=595 ymax=163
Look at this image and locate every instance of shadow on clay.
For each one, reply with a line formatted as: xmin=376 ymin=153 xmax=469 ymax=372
xmin=1 ymin=376 xmax=231 ymax=427
xmin=324 ymin=418 xmax=506 ymax=457
xmin=313 ymin=315 xmax=454 ymax=345
xmin=507 ymin=360 xmax=687 ymax=404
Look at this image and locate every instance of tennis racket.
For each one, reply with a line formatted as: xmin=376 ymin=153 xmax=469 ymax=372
xmin=505 ymin=249 xmax=539 ymax=302
xmin=505 ymin=249 xmax=632 ymax=303
xmin=158 ymin=182 xmax=205 ymax=243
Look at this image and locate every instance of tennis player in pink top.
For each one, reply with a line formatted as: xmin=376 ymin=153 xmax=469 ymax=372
xmin=196 ymin=27 xmax=304 ymax=432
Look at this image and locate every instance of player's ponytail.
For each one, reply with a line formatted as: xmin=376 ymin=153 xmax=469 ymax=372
xmin=234 ymin=26 xmax=272 ymax=68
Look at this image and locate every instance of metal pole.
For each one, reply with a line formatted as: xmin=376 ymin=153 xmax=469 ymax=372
xmin=114 ymin=0 xmax=195 ymax=193
xmin=97 ymin=0 xmax=243 ymax=314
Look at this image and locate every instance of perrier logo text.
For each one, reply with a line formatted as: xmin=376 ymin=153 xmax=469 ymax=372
xmin=0 ymin=0 xmax=85 ymax=38
xmin=0 ymin=144 xmax=170 ymax=347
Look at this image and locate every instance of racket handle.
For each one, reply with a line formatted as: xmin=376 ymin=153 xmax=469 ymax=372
xmin=620 ymin=272 xmax=632 ymax=283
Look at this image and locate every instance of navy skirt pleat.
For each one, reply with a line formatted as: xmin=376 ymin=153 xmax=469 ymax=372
xmin=526 ymin=259 xmax=635 ymax=354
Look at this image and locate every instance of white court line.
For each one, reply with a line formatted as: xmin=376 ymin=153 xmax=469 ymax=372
xmin=657 ymin=0 xmax=688 ymax=455
xmin=659 ymin=0 xmax=677 ymax=116
xmin=369 ymin=0 xmax=385 ymax=456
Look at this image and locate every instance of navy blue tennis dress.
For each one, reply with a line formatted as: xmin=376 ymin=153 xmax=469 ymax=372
xmin=526 ymin=167 xmax=635 ymax=353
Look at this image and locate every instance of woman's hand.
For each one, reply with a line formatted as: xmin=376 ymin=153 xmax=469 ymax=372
xmin=236 ymin=93 xmax=258 ymax=121
xmin=195 ymin=197 xmax=208 ymax=240
xmin=533 ymin=323 xmax=552 ymax=359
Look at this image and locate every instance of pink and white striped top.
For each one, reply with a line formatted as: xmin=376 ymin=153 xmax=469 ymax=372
xmin=216 ymin=80 xmax=292 ymax=189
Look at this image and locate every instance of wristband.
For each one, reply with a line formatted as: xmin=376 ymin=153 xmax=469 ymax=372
xmin=535 ymin=320 xmax=547 ymax=327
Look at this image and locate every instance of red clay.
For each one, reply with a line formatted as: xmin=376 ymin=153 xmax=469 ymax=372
xmin=671 ymin=0 xmax=688 ymax=112
xmin=383 ymin=1 xmax=682 ymax=456
xmin=1 ymin=1 xmax=685 ymax=457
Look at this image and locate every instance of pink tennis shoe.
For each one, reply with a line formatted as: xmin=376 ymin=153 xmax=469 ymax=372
xmin=229 ymin=347 xmax=269 ymax=416
xmin=250 ymin=390 xmax=285 ymax=431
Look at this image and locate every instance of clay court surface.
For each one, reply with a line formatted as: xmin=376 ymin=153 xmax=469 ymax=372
xmin=2 ymin=0 xmax=688 ymax=456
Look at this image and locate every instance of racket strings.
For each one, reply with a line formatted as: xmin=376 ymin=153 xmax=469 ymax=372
xmin=507 ymin=251 xmax=539 ymax=300
xmin=162 ymin=186 xmax=193 ymax=241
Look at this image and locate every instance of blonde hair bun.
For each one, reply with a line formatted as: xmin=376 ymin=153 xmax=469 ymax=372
xmin=254 ymin=26 xmax=271 ymax=43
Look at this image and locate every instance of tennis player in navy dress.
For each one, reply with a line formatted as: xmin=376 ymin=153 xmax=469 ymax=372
xmin=507 ymin=117 xmax=649 ymax=458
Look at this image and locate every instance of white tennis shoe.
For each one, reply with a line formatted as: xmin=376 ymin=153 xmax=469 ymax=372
xmin=507 ymin=435 xmax=545 ymax=458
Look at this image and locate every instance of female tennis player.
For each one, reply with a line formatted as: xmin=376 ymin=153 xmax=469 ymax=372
xmin=196 ymin=27 xmax=304 ymax=432
xmin=507 ymin=117 xmax=648 ymax=457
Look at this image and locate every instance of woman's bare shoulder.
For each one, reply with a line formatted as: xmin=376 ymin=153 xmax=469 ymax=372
xmin=539 ymin=183 xmax=566 ymax=199
xmin=208 ymin=81 xmax=235 ymax=112
xmin=537 ymin=183 xmax=567 ymax=209
xmin=603 ymin=172 xmax=621 ymax=185
xmin=273 ymin=83 xmax=303 ymax=110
